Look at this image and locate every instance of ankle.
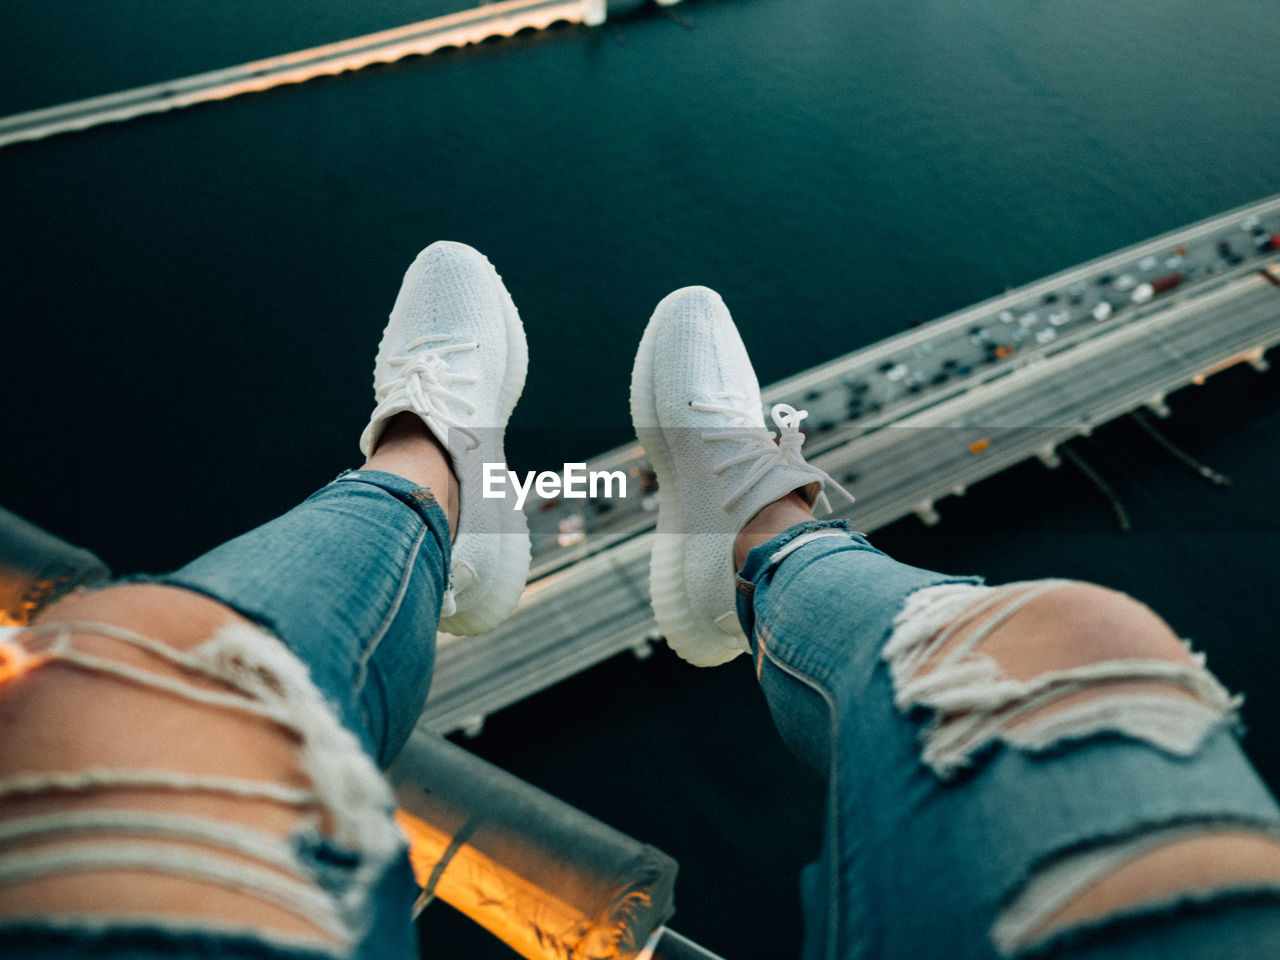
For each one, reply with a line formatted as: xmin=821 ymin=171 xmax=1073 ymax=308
xmin=733 ymin=490 xmax=816 ymax=570
xmin=364 ymin=413 xmax=460 ymax=538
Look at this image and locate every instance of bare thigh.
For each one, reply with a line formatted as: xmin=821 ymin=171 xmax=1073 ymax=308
xmin=0 ymin=584 xmax=348 ymax=947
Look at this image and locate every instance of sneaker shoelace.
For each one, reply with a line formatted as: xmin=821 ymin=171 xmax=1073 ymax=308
xmin=374 ymin=333 xmax=483 ymax=619
xmin=693 ymin=394 xmax=855 ymax=513
xmin=373 ymin=334 xmax=481 ymax=452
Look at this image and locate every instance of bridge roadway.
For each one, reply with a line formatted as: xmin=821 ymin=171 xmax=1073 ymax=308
xmin=420 ymin=194 xmax=1280 ymax=737
xmin=0 ymin=0 xmax=612 ymax=149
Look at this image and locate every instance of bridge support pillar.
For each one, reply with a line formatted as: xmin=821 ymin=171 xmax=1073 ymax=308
xmin=1037 ymin=445 xmax=1062 ymax=469
xmin=1146 ymin=394 xmax=1171 ymax=418
xmin=1248 ymin=352 xmax=1271 ymax=373
xmin=583 ymin=0 xmax=606 ymax=26
xmin=915 ymin=501 xmax=941 ymax=527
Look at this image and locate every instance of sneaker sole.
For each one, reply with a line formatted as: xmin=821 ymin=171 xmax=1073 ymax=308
xmin=630 ymin=315 xmax=750 ymax=667
xmin=437 ymin=256 xmax=531 ymax=636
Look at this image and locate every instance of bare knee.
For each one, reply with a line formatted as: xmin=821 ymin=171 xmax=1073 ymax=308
xmin=965 ymin=582 xmax=1191 ymax=680
xmin=885 ymin=578 xmax=1238 ymax=775
xmin=906 ymin=580 xmax=1189 ymax=684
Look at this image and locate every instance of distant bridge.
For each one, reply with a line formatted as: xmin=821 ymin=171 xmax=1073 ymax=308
xmin=0 ymin=0 xmax=653 ymax=149
xmin=420 ymin=194 xmax=1280 ymax=737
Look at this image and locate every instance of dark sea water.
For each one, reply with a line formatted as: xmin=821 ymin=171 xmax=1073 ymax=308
xmin=2 ymin=0 xmax=1279 ymax=955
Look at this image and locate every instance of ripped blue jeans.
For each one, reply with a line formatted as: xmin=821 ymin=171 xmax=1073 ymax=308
xmin=0 ymin=469 xmax=446 ymax=960
xmin=737 ymin=521 xmax=1280 ymax=960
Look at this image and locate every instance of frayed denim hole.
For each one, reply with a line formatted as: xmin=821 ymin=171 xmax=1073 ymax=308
xmin=107 ymin=574 xmax=287 ymax=641
xmin=1007 ymin=885 xmax=1280 ymax=959
xmin=294 ymin=829 xmax=364 ymax=898
xmin=881 ymin=581 xmax=1240 ymax=780
xmin=995 ymin=820 xmax=1280 ymax=958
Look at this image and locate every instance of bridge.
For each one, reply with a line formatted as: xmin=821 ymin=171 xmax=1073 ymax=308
xmin=0 ymin=0 xmax=623 ymax=150
xmin=420 ymin=193 xmax=1280 ymax=737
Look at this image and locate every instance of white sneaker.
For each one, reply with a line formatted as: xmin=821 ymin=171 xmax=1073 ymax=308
xmin=360 ymin=241 xmax=530 ymax=636
xmin=629 ymin=287 xmax=852 ymax=666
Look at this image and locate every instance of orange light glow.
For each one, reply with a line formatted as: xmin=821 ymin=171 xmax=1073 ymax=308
xmin=393 ymin=808 xmax=617 ymax=960
xmin=969 ymin=438 xmax=992 ymax=455
xmin=1193 ymin=348 xmax=1265 ymax=382
xmin=0 ymin=572 xmax=62 ymax=627
xmin=0 ymin=641 xmax=47 ymax=685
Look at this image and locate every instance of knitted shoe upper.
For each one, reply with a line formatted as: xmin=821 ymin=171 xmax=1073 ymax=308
xmin=632 ymin=286 xmax=852 ymax=665
xmin=361 ymin=241 xmax=529 ymax=634
xmin=361 ymin=241 xmax=520 ymax=459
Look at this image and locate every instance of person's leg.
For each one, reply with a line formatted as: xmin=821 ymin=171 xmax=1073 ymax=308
xmin=632 ymin=287 xmax=1280 ymax=960
xmin=143 ymin=462 xmax=451 ymax=769
xmin=0 ymin=456 xmax=450 ymax=960
xmin=736 ymin=516 xmax=1280 ymax=960
xmin=0 ymin=241 xmax=529 ymax=958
